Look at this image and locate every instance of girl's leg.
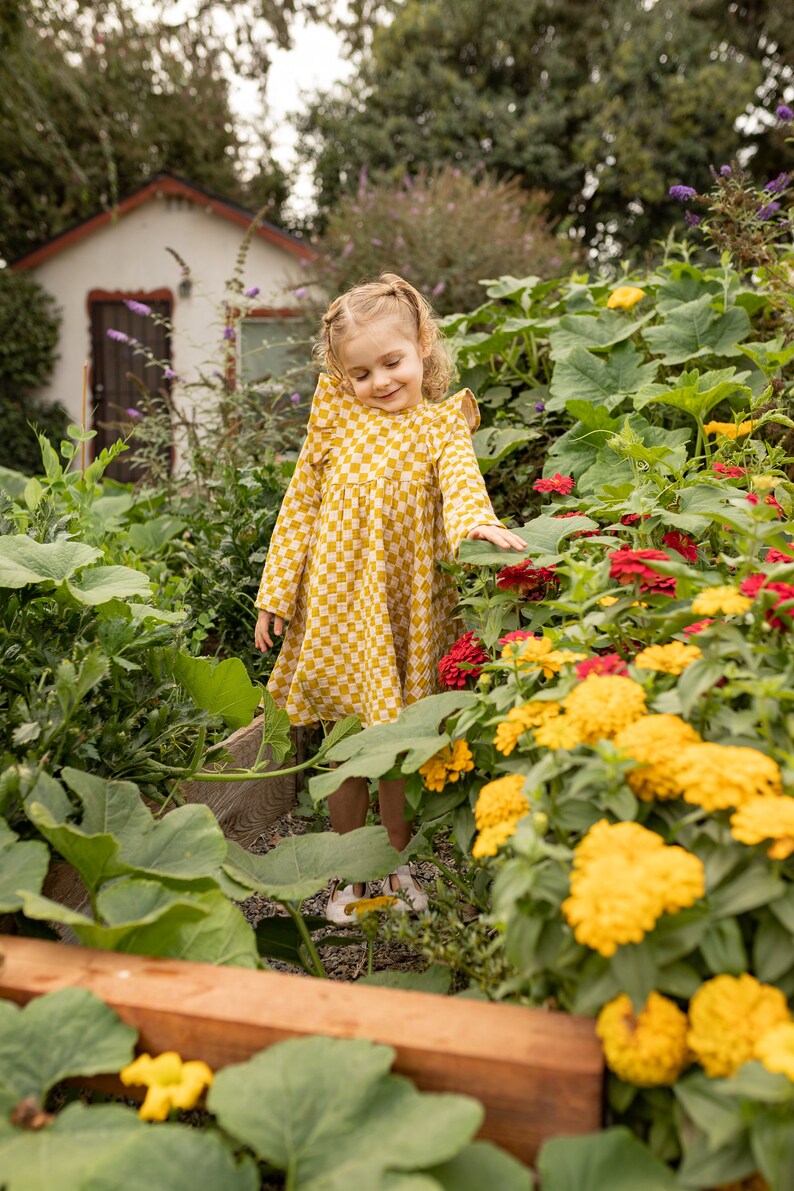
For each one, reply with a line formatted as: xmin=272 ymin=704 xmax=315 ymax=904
xmin=377 ymin=776 xmax=412 ymax=853
xmin=327 ymin=770 xmax=369 ymax=897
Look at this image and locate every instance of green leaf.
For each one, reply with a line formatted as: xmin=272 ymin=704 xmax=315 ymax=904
xmin=0 ymin=1102 xmax=258 ymax=1191
xmin=116 ymin=888 xmax=260 ymax=968
xmin=643 ymin=295 xmax=751 ymax=365
xmin=0 ymin=823 xmax=49 ymax=912
xmin=673 ymin=1071 xmax=746 ymax=1151
xmin=676 ymin=1131 xmax=756 ymax=1187
xmin=563 ymin=402 xmax=623 ymax=443
xmin=67 ymin=564 xmax=152 ymax=606
xmin=459 ymin=514 xmax=598 ymax=567
xmin=738 ymin=336 xmax=794 ymax=376
xmin=0 ymin=465 xmax=28 ymax=498
xmin=644 ymin=367 xmax=751 ymax=422
xmin=171 ymin=652 xmax=261 ymax=730
xmin=427 ymin=1141 xmax=532 ymax=1190
xmin=699 ymin=917 xmax=747 ymax=976
xmin=549 ymin=311 xmax=652 ymax=359
xmin=0 ymin=535 xmax=101 ymax=588
xmin=471 ymin=426 xmax=539 ymax=474
xmin=126 ymin=515 xmax=187 ymax=555
xmin=359 ymin=966 xmax=452 ymax=995
xmin=254 ymin=912 xmax=337 ymax=969
xmin=720 ymin=1061 xmax=794 ymax=1105
xmin=0 ymin=989 xmax=136 ymax=1118
xmin=752 ymin=1115 xmax=794 ymax=1191
xmin=753 ymin=912 xmax=794 ymax=983
xmin=709 ymin=865 xmax=785 ymax=918
xmin=223 ymin=827 xmax=399 ymax=903
xmin=537 ymin=1127 xmax=678 ymax=1190
xmin=256 ymin=689 xmax=293 ymax=764
xmin=209 ymin=1037 xmax=483 ymax=1190
xmin=609 ymin=941 xmax=659 ymax=1011
xmin=309 ymin=692 xmax=478 ymax=802
xmin=548 ymin=341 xmax=657 ymax=411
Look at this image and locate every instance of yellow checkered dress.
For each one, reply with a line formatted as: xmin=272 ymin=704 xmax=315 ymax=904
xmin=255 ymin=373 xmax=502 ymax=727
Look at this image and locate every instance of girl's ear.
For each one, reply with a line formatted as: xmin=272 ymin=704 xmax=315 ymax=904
xmin=419 ymin=331 xmax=433 ymax=359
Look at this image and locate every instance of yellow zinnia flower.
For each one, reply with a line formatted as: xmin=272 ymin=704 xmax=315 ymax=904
xmin=561 ymin=673 xmax=647 ymax=744
xmin=607 ymin=285 xmax=647 ymax=310
xmin=687 ymin=974 xmax=790 ymax=1078
xmin=691 ymin=585 xmax=752 ymax=616
xmin=730 ymin=796 xmax=794 ymax=859
xmin=562 ymin=820 xmax=704 ymax=957
xmin=613 ymin=714 xmax=703 ymax=801
xmin=345 ymin=895 xmax=399 ymax=916
xmin=471 ymin=820 xmax=519 ymax=859
xmin=493 ymin=701 xmax=561 ymax=755
xmin=120 ymin=1052 xmax=214 ymax=1121
xmin=534 ymin=713 xmax=585 ymax=751
xmin=418 ymin=739 xmax=474 ymax=792
xmin=751 ymin=476 xmax=779 ymax=492
xmin=502 ymin=635 xmax=571 ymax=679
xmin=703 ymin=420 xmax=753 ymax=439
xmin=474 ymin=774 xmax=530 ymax=831
xmin=596 ymin=992 xmax=690 ymax=1086
xmin=634 ymin=642 xmax=702 ymax=675
xmin=669 ymin=743 xmax=783 ymax=811
xmin=755 ymin=1022 xmax=794 ymax=1082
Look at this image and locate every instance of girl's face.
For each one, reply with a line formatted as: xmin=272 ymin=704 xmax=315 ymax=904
xmin=339 ymin=317 xmax=428 ymax=413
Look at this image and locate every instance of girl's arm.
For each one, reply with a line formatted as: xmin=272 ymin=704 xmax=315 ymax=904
xmin=254 ymin=435 xmax=321 ymax=623
xmin=435 ymin=411 xmax=524 ymax=553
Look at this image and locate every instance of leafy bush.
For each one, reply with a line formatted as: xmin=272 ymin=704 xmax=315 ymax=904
xmin=311 ymin=166 xmax=577 ymax=316
xmin=0 ymin=268 xmax=67 ymax=474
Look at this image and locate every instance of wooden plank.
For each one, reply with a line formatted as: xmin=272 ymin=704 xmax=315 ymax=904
xmin=0 ymin=935 xmax=602 ymax=1164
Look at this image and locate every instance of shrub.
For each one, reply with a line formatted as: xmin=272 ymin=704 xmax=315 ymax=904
xmin=311 ymin=166 xmax=577 ymax=316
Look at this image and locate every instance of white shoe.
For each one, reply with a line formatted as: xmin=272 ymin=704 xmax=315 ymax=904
xmin=381 ymin=865 xmax=428 ymax=912
xmin=325 ymin=881 xmax=369 ymax=925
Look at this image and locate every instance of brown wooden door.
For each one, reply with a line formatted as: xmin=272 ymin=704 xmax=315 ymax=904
xmin=90 ymin=295 xmax=172 ymax=484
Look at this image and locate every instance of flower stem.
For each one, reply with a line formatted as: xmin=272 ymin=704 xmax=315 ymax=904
xmin=285 ymin=902 xmax=327 ymax=978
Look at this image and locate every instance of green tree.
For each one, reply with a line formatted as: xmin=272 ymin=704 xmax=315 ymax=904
xmin=298 ymin=0 xmax=790 ymax=254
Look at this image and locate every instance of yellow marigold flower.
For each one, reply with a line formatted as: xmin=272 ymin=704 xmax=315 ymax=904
xmin=755 ymin=1022 xmax=794 ymax=1082
xmin=687 ymin=974 xmax=791 ymax=1078
xmin=596 ymin=992 xmax=689 ymax=1086
xmin=752 ymin=475 xmax=778 ymax=492
xmin=472 ymin=819 xmax=518 ymax=859
xmin=703 ymin=420 xmax=753 ymax=439
xmin=634 ymin=642 xmax=702 ymax=675
xmin=474 ymin=773 xmax=531 ymax=831
xmin=418 ymin=739 xmax=474 ymax=792
xmin=534 ymin=713 xmax=585 ymax=751
xmin=345 ymin=895 xmax=398 ymax=916
xmin=120 ymin=1052 xmax=214 ymax=1121
xmin=607 ymin=285 xmax=647 ymax=310
xmin=691 ymin=585 xmax=753 ymax=616
xmin=562 ymin=673 xmax=647 ymax=744
xmin=730 ymin=796 xmax=794 ymax=859
xmin=670 ymin=743 xmax=783 ymax=811
xmin=599 ymin=595 xmax=619 ymax=607
xmin=614 ymin=714 xmax=703 ymax=801
xmin=493 ymin=701 xmax=561 ymax=755
xmin=562 ymin=820 xmax=704 ymax=957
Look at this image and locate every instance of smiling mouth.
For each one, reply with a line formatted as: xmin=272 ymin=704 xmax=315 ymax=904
xmin=374 ymin=387 xmax=401 ymax=400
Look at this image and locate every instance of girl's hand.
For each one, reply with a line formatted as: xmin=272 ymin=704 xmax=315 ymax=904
xmin=255 ymin=609 xmax=284 ymax=651
xmin=467 ymin=524 xmax=528 ymax=551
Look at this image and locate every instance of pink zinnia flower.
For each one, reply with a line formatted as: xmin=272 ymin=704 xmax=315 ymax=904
xmin=713 ymin=462 xmax=746 ymax=478
xmin=575 ymin=654 xmax=628 ymax=678
xmin=498 ymin=630 xmax=538 ymax=647
xmin=437 ymin=631 xmax=489 ymax=689
xmin=683 ymin=619 xmax=714 ymax=635
xmin=533 ymin=473 xmax=575 ymax=495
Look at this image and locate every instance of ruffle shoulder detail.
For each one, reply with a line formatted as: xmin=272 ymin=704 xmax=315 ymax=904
xmin=305 ymin=372 xmax=359 ymax=466
xmin=423 ymin=388 xmax=480 ymax=461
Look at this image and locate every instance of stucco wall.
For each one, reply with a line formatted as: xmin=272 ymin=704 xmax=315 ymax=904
xmin=27 ymin=191 xmax=308 ymax=468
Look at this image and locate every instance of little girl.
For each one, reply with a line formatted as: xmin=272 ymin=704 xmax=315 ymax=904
xmin=254 ymin=273 xmax=525 ymax=922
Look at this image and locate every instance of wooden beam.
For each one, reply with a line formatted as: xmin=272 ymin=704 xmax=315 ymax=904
xmin=0 ymin=935 xmax=603 ymax=1164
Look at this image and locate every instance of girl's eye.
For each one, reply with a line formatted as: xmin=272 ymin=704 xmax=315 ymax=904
xmin=386 ymin=359 xmax=401 ymax=367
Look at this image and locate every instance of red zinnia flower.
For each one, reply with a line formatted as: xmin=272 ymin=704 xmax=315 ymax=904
xmin=496 ymin=560 xmax=559 ymax=601
xmin=767 ymin=548 xmax=794 ymax=564
xmin=608 ymin=547 xmax=677 ymax=595
xmin=739 ymin=574 xmax=794 ymax=630
xmin=498 ymin=630 xmax=537 ymax=647
xmin=437 ymin=631 xmax=489 ymax=688
xmin=533 ymin=472 xmax=575 ymax=495
xmin=746 ymin=493 xmax=783 ymax=516
xmin=740 ymin=573 xmax=766 ymax=599
xmin=662 ymin=531 xmax=698 ymax=563
xmin=713 ymin=462 xmax=746 ymax=478
xmin=683 ymin=619 xmax=714 ymax=635
xmin=619 ymin=513 xmax=650 ymax=526
xmin=575 ymin=654 xmax=629 ymax=678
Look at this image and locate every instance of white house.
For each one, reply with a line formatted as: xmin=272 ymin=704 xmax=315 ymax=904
xmin=12 ymin=172 xmax=316 ymax=478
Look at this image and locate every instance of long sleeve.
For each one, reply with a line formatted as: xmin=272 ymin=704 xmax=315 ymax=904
xmin=254 ymin=434 xmax=321 ymax=619
xmin=432 ymin=397 xmax=503 ymax=554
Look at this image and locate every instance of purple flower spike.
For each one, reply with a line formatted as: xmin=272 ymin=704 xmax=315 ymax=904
xmin=244 ymin=286 xmax=260 ymax=298
xmin=164 ymin=368 xmax=178 ymax=380
xmin=765 ymin=172 xmax=790 ymax=194
xmin=684 ymin=210 xmax=701 ymax=227
xmin=669 ymin=185 xmax=697 ymax=201
xmin=290 ymin=392 xmax=301 ymax=404
xmin=124 ymin=298 xmax=151 ymax=316
xmin=776 ymin=104 xmax=794 ymax=122
xmin=223 ymin=326 xmax=236 ymax=341
xmin=758 ymin=201 xmax=782 ymax=221
xmin=125 ymin=407 xmax=141 ymax=419
xmin=720 ymin=165 xmax=732 ymax=177
xmin=535 ymin=401 xmax=546 ymax=413
xmin=432 ymin=281 xmax=446 ymax=297
xmin=106 ymin=328 xmax=129 ymax=343
xmin=293 ymin=287 xmax=308 ymax=298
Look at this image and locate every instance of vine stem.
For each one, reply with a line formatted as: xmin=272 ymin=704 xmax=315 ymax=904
xmin=414 ymin=854 xmax=488 ymax=912
xmin=285 ymin=902 xmax=327 ymax=978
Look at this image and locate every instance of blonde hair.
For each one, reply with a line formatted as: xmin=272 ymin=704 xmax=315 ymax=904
xmin=314 ymin=272 xmax=454 ymax=402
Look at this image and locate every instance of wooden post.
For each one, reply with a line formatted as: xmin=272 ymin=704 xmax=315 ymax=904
xmin=0 ymin=935 xmax=603 ymax=1165
xmin=81 ymin=359 xmax=88 ymax=474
